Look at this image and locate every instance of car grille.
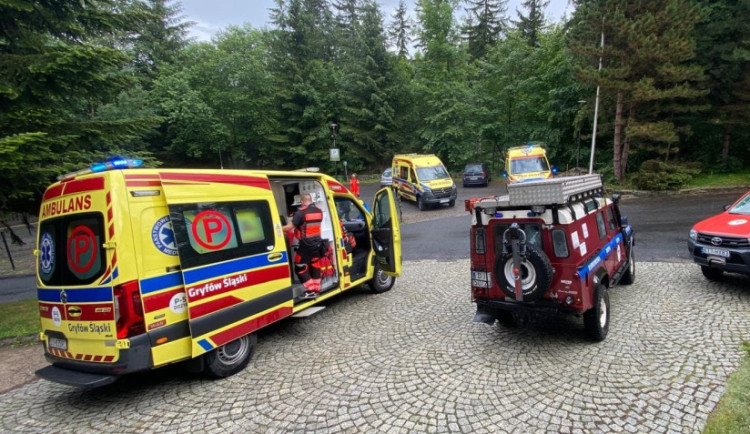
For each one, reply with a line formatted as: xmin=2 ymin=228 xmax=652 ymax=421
xmin=433 ymin=187 xmax=453 ymax=198
xmin=697 ymin=233 xmax=750 ymax=248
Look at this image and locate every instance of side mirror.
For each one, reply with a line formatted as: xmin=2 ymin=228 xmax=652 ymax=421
xmin=620 ymin=215 xmax=629 ymax=226
xmin=612 ymin=193 xmax=621 ymax=204
xmin=723 ymin=204 xmax=730 ymax=211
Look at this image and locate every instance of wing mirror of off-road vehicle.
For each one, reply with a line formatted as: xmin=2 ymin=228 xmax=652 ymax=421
xmin=612 ymin=193 xmax=621 ymax=204
xmin=620 ymin=215 xmax=629 ymax=226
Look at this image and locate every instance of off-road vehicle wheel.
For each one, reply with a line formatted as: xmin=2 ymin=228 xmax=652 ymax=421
xmin=620 ymin=241 xmax=635 ymax=285
xmin=494 ymin=244 xmax=554 ymax=302
xmin=700 ymin=265 xmax=723 ymax=281
xmin=204 ymin=333 xmax=256 ymax=378
xmin=583 ymin=284 xmax=609 ymax=342
xmin=368 ymin=264 xmax=395 ymax=293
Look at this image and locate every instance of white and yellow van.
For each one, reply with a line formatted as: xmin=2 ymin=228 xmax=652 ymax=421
xmin=34 ymin=158 xmax=401 ymax=388
xmin=391 ymin=154 xmax=457 ymax=210
xmin=503 ymin=144 xmax=557 ymax=183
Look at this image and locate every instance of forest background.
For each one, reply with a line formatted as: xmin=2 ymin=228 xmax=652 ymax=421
xmin=2 ymin=0 xmax=749 ymax=216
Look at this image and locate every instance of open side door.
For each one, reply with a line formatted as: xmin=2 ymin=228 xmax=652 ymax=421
xmin=371 ymin=187 xmax=402 ymax=277
xmin=159 ymin=173 xmax=293 ymax=358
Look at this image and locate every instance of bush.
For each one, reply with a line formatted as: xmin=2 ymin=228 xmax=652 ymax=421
xmin=632 ymin=160 xmax=702 ymax=191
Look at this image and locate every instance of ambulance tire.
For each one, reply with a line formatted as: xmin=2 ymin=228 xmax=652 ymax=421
xmin=204 ymin=333 xmax=256 ymax=378
xmin=368 ymin=265 xmax=395 ymax=293
xmin=494 ymin=244 xmax=553 ymax=302
xmin=418 ymin=195 xmax=426 ymax=211
xmin=448 ymin=199 xmax=455 ymax=207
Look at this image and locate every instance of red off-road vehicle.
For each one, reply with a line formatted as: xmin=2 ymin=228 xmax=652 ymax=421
xmin=466 ymin=175 xmax=635 ymax=341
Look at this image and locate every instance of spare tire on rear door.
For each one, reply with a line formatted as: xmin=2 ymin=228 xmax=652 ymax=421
xmin=494 ymin=244 xmax=554 ymax=302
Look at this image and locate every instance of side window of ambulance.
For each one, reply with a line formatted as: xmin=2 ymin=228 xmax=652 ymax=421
xmin=38 ymin=212 xmax=105 ymax=286
xmin=170 ymin=200 xmax=274 ymax=269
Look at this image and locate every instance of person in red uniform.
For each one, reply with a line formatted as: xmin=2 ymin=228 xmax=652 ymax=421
xmin=282 ymin=193 xmax=324 ymax=299
xmin=349 ymin=173 xmax=360 ymax=198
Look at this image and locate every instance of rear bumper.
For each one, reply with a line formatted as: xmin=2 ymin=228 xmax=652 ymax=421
xmin=463 ymin=177 xmax=488 ymax=186
xmin=687 ymin=239 xmax=750 ymax=276
xmin=474 ymin=298 xmax=580 ymax=318
xmin=36 ymin=334 xmax=153 ymax=389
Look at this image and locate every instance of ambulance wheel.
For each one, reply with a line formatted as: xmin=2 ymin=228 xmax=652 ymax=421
xmin=583 ymin=284 xmax=609 ymax=342
xmin=418 ymin=195 xmax=426 ymax=211
xmin=368 ymin=265 xmax=395 ymax=293
xmin=494 ymin=244 xmax=553 ymax=302
xmin=448 ymin=199 xmax=455 ymax=207
xmin=204 ymin=333 xmax=256 ymax=378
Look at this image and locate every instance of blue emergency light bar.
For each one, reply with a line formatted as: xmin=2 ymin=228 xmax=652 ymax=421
xmin=58 ymin=157 xmax=143 ymax=180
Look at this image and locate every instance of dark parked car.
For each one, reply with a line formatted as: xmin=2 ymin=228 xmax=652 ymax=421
xmin=463 ymin=162 xmax=491 ymax=187
xmin=380 ymin=167 xmax=392 ymax=187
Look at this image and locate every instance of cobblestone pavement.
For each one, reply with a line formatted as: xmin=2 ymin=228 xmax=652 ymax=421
xmin=1 ymin=261 xmax=749 ymax=433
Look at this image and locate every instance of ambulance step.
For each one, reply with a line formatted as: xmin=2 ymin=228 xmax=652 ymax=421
xmin=292 ymin=306 xmax=326 ymax=318
xmin=36 ymin=365 xmax=118 ymax=389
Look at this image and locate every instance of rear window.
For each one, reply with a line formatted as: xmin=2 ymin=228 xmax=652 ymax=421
xmin=38 ymin=212 xmax=106 ymax=286
xmin=464 ymin=164 xmax=483 ymax=173
xmin=493 ymin=223 xmax=543 ymax=251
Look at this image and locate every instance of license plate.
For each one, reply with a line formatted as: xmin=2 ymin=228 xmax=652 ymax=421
xmin=702 ymin=247 xmax=730 ymax=258
xmin=48 ymin=336 xmax=67 ymax=351
xmin=440 ymin=198 xmax=449 ymax=203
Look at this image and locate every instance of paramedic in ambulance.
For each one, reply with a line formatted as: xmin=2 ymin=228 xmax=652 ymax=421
xmin=349 ymin=173 xmax=360 ymax=198
xmin=282 ymin=193 xmax=324 ymax=299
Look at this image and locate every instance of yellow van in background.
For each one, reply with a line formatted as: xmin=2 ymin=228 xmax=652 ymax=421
xmin=392 ymin=154 xmax=457 ymax=210
xmin=34 ymin=158 xmax=401 ymax=388
xmin=503 ymin=144 xmax=557 ymax=182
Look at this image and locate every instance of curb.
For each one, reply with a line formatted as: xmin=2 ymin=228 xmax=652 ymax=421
xmin=0 ymin=334 xmax=38 ymax=349
xmin=614 ymin=185 xmax=749 ymax=197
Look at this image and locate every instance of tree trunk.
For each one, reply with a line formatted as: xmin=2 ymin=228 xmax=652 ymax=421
xmin=622 ymin=103 xmax=635 ymax=179
xmin=613 ymin=91 xmax=624 ymax=182
xmin=722 ymin=113 xmax=735 ymax=162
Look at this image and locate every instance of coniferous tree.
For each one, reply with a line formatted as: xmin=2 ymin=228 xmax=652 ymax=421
xmin=462 ymin=0 xmax=508 ymax=60
xmin=515 ymin=0 xmax=549 ymax=47
xmin=0 ymin=0 xmax=156 ymax=214
xmin=388 ymin=0 xmax=412 ymax=58
xmin=569 ymin=0 xmax=706 ymax=181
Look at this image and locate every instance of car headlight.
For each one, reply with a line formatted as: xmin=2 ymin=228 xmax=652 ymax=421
xmin=689 ymin=229 xmax=697 ymax=241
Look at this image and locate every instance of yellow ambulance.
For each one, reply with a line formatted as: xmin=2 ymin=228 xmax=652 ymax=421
xmin=34 ymin=158 xmax=401 ymax=388
xmin=503 ymin=143 xmax=556 ymax=182
xmin=391 ymin=154 xmax=457 ymax=210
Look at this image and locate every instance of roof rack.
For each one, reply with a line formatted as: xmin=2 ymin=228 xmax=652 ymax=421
xmin=507 ymin=174 xmax=603 ymax=206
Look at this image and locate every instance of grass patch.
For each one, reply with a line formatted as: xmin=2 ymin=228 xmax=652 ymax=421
xmin=704 ymin=342 xmax=750 ymax=434
xmin=0 ymin=298 xmax=39 ymax=341
xmin=686 ymin=170 xmax=750 ymax=189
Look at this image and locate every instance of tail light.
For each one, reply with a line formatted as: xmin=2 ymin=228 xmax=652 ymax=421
xmin=114 ymin=280 xmax=145 ymax=339
xmin=481 ymin=171 xmax=485 ymax=177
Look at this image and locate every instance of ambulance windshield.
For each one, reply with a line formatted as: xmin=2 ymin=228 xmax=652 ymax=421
xmin=510 ymin=157 xmax=549 ymax=174
xmin=416 ymin=165 xmax=450 ymax=182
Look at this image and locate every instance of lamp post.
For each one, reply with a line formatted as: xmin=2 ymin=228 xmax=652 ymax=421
xmin=329 ymin=123 xmax=339 ymax=178
xmin=589 ymin=31 xmax=604 ymax=175
xmin=577 ymin=100 xmax=586 ymax=172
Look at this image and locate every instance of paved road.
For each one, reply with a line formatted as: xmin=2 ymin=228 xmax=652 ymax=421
xmin=1 ymin=261 xmax=748 ymax=432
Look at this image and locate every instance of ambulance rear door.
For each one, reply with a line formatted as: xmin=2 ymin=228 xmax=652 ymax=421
xmin=159 ymin=171 xmax=294 ymax=358
xmin=371 ymin=187 xmax=402 ymax=277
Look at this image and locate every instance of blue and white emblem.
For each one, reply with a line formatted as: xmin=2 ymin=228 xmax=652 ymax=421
xmin=152 ymin=216 xmax=177 ymax=256
xmin=39 ymin=232 xmax=55 ymax=276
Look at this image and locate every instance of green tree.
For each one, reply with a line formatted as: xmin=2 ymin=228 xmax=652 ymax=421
xmin=0 ymin=0 xmax=157 ymax=214
xmin=569 ymin=0 xmax=707 ymax=181
xmin=388 ymin=0 xmax=413 ymax=58
xmin=462 ymin=0 xmax=509 ymax=60
xmin=514 ymin=0 xmax=549 ymax=47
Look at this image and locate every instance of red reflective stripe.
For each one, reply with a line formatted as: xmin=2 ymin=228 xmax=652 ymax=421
xmin=304 ymin=212 xmax=323 ymax=221
xmin=63 ymin=177 xmax=105 ymax=195
xmin=42 ymin=184 xmax=65 ymax=201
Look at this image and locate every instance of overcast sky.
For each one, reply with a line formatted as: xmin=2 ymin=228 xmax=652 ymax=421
xmin=179 ymin=0 xmax=573 ymax=42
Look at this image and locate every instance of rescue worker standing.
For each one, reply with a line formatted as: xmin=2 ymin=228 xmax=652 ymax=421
xmin=349 ymin=173 xmax=360 ymax=198
xmin=282 ymin=193 xmax=324 ymax=299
